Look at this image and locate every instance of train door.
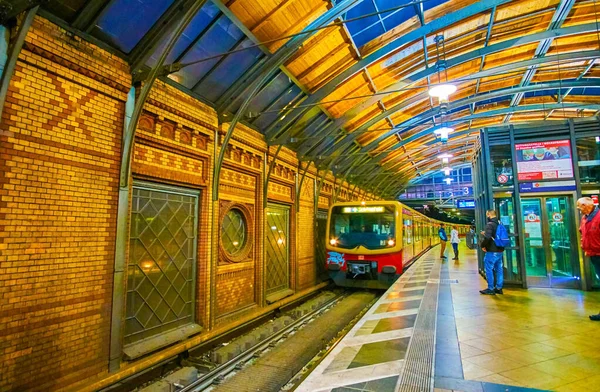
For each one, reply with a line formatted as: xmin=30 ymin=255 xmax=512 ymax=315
xmin=265 ymin=203 xmax=292 ymax=302
xmin=315 ymin=209 xmax=328 ymax=282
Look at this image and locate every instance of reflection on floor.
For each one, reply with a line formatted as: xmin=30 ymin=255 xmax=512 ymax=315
xmin=445 ymin=244 xmax=600 ymax=392
xmin=296 ymin=243 xmax=600 ymax=392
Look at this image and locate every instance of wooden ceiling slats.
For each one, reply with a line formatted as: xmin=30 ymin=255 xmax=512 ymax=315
xmin=345 ymin=104 xmax=383 ymax=132
xmin=563 ymin=1 xmax=600 ymax=27
xmin=308 ymin=52 xmax=356 ymax=91
xmin=220 ymin=0 xmax=600 ymax=178
xmin=267 ymin=1 xmax=329 ymax=52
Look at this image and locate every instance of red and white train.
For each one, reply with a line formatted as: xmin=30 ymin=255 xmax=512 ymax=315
xmin=326 ymin=200 xmax=469 ymax=289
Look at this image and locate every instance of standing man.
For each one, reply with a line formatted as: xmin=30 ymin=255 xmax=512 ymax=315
xmin=450 ymin=226 xmax=460 ymax=260
xmin=439 ymin=223 xmax=448 ymax=259
xmin=576 ymin=197 xmax=600 ymax=321
xmin=479 ymin=209 xmax=505 ymax=295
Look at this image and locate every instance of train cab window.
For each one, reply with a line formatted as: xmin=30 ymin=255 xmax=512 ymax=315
xmin=222 ymin=208 xmax=247 ymax=256
xmin=330 ymin=205 xmax=396 ymax=250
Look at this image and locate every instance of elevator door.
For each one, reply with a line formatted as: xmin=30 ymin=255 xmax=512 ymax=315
xmin=521 ymin=195 xmax=580 ymax=288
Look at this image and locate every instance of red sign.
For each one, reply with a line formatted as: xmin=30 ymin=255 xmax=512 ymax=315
xmin=515 ymin=140 xmax=573 ymax=181
xmin=497 ymin=174 xmax=508 ymax=184
xmin=592 ymin=195 xmax=599 ymax=205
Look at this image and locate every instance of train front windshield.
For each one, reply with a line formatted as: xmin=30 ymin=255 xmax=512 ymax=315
xmin=329 ymin=205 xmax=396 ymax=250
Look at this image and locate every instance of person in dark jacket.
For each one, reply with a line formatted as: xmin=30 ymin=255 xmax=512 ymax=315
xmin=438 ymin=224 xmax=448 ymax=259
xmin=577 ymin=197 xmax=600 ymax=320
xmin=479 ymin=209 xmax=505 ymax=295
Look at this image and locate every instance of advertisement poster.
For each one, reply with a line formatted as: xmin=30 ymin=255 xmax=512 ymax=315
xmin=515 ymin=140 xmax=573 ymax=180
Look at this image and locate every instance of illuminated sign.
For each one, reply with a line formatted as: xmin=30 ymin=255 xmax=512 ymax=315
xmin=515 ymin=140 xmax=573 ymax=180
xmin=342 ymin=206 xmax=385 ymax=213
xmin=456 ymin=199 xmax=475 ymax=208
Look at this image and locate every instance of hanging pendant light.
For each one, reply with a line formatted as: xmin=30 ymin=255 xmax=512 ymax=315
xmin=433 ymin=126 xmax=454 ymax=142
xmin=438 ymin=153 xmax=453 ymax=164
xmin=428 ymin=84 xmax=457 ymax=101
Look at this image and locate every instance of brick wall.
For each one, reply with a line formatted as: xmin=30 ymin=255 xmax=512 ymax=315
xmin=297 ymin=176 xmax=316 ymax=290
xmin=0 ymin=15 xmax=380 ymax=392
xmin=0 ymin=17 xmax=129 ymax=391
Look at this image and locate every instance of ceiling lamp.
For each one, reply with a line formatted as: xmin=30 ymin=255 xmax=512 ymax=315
xmin=438 ymin=153 xmax=453 ymax=164
xmin=433 ymin=126 xmax=453 ymax=142
xmin=428 ymin=84 xmax=457 ymax=101
xmin=444 ymin=178 xmax=453 ymax=185
xmin=440 ymin=167 xmax=452 ymax=176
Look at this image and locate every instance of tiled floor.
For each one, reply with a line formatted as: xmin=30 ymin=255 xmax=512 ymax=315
xmin=297 ymin=243 xmax=600 ymax=392
xmin=296 ymin=252 xmax=438 ymax=392
xmin=448 ymin=244 xmax=600 ymax=391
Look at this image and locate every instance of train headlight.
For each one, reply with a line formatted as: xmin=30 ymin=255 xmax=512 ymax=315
xmin=387 ymin=239 xmax=395 ymax=246
xmin=330 ymin=238 xmax=338 ymax=246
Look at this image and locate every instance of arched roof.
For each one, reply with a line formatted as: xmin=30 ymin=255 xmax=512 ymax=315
xmin=41 ymin=0 xmax=600 ymax=197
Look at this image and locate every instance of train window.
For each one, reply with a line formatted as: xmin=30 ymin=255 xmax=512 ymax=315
xmin=222 ymin=208 xmax=247 ymax=256
xmin=329 ymin=205 xmax=396 ymax=250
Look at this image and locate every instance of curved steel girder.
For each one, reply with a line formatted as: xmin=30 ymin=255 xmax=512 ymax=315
xmin=212 ymin=0 xmax=363 ymax=201
xmin=308 ymin=46 xmax=600 ymax=159
xmin=268 ymin=0 xmax=515 ymax=137
xmin=380 ymin=100 xmax=600 ymax=171
xmin=384 ymin=134 xmax=478 ymax=172
xmin=391 ymin=143 xmax=477 ymax=177
xmin=348 ymin=128 xmax=477 ymax=180
xmin=120 ymin=0 xmax=208 ymax=188
xmin=409 ymin=162 xmax=472 ymax=182
xmin=326 ymin=22 xmax=598 ymax=147
xmin=358 ymin=79 xmax=600 ymax=169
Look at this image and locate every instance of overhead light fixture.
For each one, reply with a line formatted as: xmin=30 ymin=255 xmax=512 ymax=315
xmin=444 ymin=178 xmax=453 ymax=185
xmin=433 ymin=126 xmax=454 ymax=142
xmin=441 ymin=167 xmax=452 ymax=176
xmin=438 ymin=153 xmax=453 ymax=164
xmin=428 ymin=84 xmax=457 ymax=101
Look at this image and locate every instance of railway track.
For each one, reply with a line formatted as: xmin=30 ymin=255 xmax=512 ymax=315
xmin=179 ymin=291 xmax=349 ymax=392
xmin=133 ymin=289 xmax=378 ymax=392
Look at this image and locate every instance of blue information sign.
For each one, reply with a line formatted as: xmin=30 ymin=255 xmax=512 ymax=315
xmin=457 ymin=199 xmax=475 ymax=208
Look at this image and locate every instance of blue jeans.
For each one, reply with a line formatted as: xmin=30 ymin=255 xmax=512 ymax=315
xmin=484 ymin=252 xmax=504 ymax=290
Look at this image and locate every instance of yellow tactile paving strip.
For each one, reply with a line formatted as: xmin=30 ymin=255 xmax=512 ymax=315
xmin=448 ymin=244 xmax=600 ymax=391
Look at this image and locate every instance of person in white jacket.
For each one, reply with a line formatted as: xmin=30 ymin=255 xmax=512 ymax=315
xmin=450 ymin=226 xmax=460 ymax=260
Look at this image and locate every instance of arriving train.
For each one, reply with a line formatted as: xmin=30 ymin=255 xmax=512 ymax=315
xmin=325 ymin=200 xmax=470 ymax=289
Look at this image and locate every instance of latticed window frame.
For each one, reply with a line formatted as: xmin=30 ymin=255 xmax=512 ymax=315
xmin=125 ymin=180 xmax=200 ymax=347
xmin=219 ymin=201 xmax=254 ymax=263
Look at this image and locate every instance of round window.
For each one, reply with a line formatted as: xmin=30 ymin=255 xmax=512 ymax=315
xmin=222 ymin=208 xmax=247 ymax=256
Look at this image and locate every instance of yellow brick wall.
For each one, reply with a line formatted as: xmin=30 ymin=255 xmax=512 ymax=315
xmin=0 ymin=16 xmax=130 ymax=391
xmin=0 ymin=15 xmax=382 ymax=392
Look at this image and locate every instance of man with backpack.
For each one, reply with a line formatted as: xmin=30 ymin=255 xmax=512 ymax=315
xmin=438 ymin=223 xmax=448 ymax=259
xmin=479 ymin=209 xmax=509 ymax=295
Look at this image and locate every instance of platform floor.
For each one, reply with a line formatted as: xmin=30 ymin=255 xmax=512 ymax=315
xmin=295 ymin=244 xmax=600 ymax=392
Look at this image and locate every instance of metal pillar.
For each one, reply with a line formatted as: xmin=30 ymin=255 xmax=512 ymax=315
xmin=0 ymin=6 xmax=38 ymax=121
xmin=109 ymin=0 xmax=207 ymax=371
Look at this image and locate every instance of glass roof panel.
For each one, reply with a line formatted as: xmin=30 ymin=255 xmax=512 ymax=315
xmin=94 ymin=0 xmax=175 ymax=53
xmin=342 ymin=0 xmax=452 ymax=49
xmin=173 ymin=15 xmax=246 ymax=90
xmin=194 ymin=39 xmax=263 ymax=102
xmin=344 ymin=1 xmax=384 ymax=49
xmin=146 ymin=2 xmax=222 ymax=68
xmin=247 ymin=73 xmax=295 ymax=115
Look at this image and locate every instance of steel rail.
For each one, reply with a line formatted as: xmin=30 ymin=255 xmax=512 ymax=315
xmin=180 ymin=292 xmax=349 ymax=392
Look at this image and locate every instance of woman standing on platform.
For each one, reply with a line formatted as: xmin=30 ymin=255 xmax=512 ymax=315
xmin=450 ymin=226 xmax=460 ymax=260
